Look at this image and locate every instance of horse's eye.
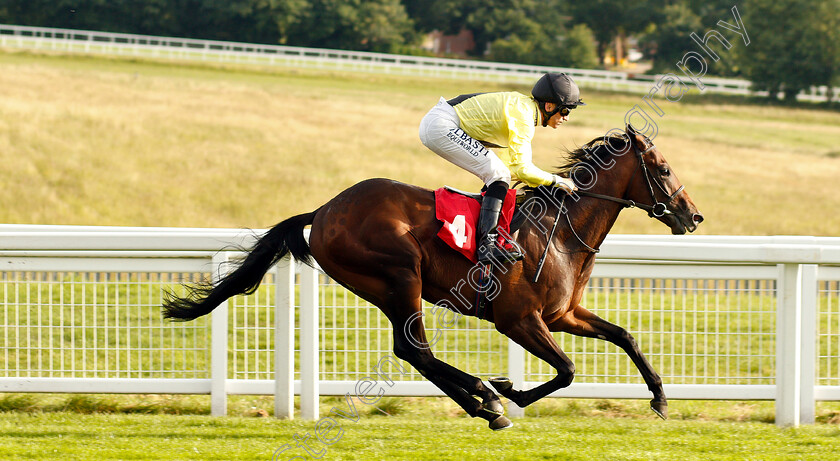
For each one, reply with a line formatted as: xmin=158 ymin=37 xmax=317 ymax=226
xmin=659 ymin=167 xmax=670 ymax=177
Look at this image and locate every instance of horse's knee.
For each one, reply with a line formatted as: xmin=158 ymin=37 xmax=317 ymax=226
xmin=612 ymin=327 xmax=640 ymax=351
xmin=556 ymin=363 xmax=575 ymax=388
xmin=392 ymin=341 xmax=412 ymax=362
xmin=393 ymin=342 xmax=434 ymax=370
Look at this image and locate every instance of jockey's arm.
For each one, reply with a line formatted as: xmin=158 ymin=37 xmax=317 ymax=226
xmin=506 ymin=147 xmax=554 ymax=187
xmin=506 ymin=151 xmax=576 ymax=191
xmin=505 ymin=102 xmax=576 ymax=190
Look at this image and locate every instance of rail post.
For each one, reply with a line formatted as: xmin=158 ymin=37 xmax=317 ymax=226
xmin=776 ymin=263 xmax=807 ymax=426
xmin=507 ymin=339 xmax=525 ymax=418
xmin=800 ymin=264 xmax=818 ymax=424
xmin=274 ymin=256 xmax=296 ymax=419
xmin=300 ymin=263 xmax=320 ymax=420
xmin=210 ymin=252 xmax=230 ymax=416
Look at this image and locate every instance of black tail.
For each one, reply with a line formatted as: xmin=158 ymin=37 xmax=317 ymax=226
xmin=162 ymin=209 xmax=319 ymax=321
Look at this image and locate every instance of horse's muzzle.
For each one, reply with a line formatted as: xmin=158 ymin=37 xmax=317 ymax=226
xmin=684 ymin=212 xmax=704 ymax=233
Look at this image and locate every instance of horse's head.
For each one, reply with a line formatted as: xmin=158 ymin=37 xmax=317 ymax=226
xmin=623 ymin=125 xmax=703 ymax=234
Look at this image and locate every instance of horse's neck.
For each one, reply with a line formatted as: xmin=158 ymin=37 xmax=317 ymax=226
xmin=565 ymin=195 xmax=624 ymax=252
xmin=564 ymin=167 xmax=634 ymax=251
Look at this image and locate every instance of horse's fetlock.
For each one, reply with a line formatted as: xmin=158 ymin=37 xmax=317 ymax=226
xmin=650 ymin=376 xmax=663 ymax=392
xmin=509 ymin=390 xmax=526 ymax=407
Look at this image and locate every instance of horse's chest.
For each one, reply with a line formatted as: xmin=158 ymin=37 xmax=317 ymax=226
xmin=540 ymin=258 xmax=594 ymax=316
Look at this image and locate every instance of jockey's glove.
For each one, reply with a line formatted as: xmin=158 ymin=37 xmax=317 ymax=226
xmin=550 ymin=175 xmax=578 ymax=192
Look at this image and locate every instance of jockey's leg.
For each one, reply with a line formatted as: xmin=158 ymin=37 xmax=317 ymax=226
xmin=419 ymin=98 xmax=521 ymax=263
xmin=476 ymin=180 xmax=523 ymax=263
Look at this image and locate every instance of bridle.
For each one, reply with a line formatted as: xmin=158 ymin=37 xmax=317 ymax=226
xmin=577 ymin=141 xmax=684 ymax=219
xmin=531 ymin=139 xmax=687 ymax=281
xmin=534 ymin=139 xmax=685 ymax=267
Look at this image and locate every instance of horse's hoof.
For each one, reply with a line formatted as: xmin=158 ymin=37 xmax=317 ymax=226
xmin=650 ymin=399 xmax=668 ymax=420
xmin=489 ymin=415 xmax=513 ymax=431
xmin=479 ymin=400 xmax=505 ymax=416
xmin=489 ymin=377 xmax=513 ymax=393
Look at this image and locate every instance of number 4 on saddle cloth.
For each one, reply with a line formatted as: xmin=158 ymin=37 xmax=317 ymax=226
xmin=434 ymin=187 xmax=519 ymax=264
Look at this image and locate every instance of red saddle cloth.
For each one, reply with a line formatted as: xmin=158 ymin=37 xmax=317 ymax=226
xmin=434 ymin=188 xmax=517 ymax=263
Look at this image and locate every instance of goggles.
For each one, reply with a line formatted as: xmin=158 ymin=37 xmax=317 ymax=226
xmin=546 ymin=105 xmax=574 ymax=120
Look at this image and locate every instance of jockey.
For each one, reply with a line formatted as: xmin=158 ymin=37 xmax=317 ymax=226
xmin=419 ymin=72 xmax=584 ymax=264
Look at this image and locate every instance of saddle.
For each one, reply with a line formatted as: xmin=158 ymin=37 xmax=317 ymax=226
xmin=435 ymin=186 xmax=532 ymax=264
xmin=442 ymin=186 xmax=532 ymax=234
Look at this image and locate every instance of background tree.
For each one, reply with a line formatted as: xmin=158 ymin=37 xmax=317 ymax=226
xmin=640 ymin=3 xmax=702 ymax=74
xmin=692 ymin=0 xmax=745 ymax=77
xmin=815 ymin=0 xmax=840 ymax=104
xmin=165 ymin=0 xmax=308 ymax=44
xmin=0 ymin=0 xmax=160 ymax=33
xmin=401 ymin=0 xmax=568 ymax=57
xmin=738 ymin=0 xmax=838 ymax=101
xmin=557 ymin=24 xmax=599 ymax=69
xmin=0 ymin=0 xmax=307 ymax=44
xmin=463 ymin=0 xmax=547 ymax=56
xmin=490 ymin=23 xmax=598 ymax=69
xmin=286 ymin=0 xmax=415 ymax=52
xmin=569 ymin=0 xmax=659 ymax=65
xmin=400 ymin=0 xmax=463 ymax=34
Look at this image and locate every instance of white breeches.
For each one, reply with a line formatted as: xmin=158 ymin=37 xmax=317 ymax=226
xmin=419 ymin=97 xmax=511 ymax=186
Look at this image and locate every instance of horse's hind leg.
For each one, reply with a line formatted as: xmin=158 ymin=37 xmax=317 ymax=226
xmin=389 ymin=294 xmax=510 ymax=430
xmin=550 ymin=304 xmax=667 ymax=419
xmin=489 ymin=313 xmax=576 ymax=408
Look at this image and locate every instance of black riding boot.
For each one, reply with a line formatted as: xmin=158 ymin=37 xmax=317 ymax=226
xmin=477 ymin=183 xmax=523 ymax=264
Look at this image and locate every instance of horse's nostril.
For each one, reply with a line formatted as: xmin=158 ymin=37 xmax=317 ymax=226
xmin=692 ymin=213 xmax=704 ymax=224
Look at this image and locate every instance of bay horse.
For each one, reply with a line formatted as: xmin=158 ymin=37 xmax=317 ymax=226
xmin=163 ymin=125 xmax=703 ymax=430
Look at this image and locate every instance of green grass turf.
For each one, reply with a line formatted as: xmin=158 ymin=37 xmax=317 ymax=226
xmin=1 ymin=402 xmax=840 ymax=460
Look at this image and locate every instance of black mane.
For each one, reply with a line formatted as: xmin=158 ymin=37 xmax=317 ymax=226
xmin=555 ymin=135 xmax=630 ymax=177
xmin=514 ymin=134 xmax=631 ymax=199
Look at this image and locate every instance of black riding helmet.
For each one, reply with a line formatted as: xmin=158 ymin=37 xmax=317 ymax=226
xmin=531 ymin=72 xmax=585 ymax=126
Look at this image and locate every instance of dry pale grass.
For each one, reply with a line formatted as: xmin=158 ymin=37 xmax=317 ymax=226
xmin=1 ymin=50 xmax=839 ymax=235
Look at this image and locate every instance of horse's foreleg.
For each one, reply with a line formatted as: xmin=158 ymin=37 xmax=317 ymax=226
xmin=490 ymin=313 xmax=575 ymax=408
xmin=390 ymin=301 xmax=511 ymax=430
xmin=550 ymin=304 xmax=667 ymax=419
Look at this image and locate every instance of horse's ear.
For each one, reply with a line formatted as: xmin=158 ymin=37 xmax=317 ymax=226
xmin=625 ymin=124 xmax=646 ymax=148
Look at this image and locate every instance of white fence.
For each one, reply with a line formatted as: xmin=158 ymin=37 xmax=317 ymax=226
xmin=1 ymin=225 xmax=840 ymax=428
xmin=1 ymin=24 xmax=838 ymax=102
